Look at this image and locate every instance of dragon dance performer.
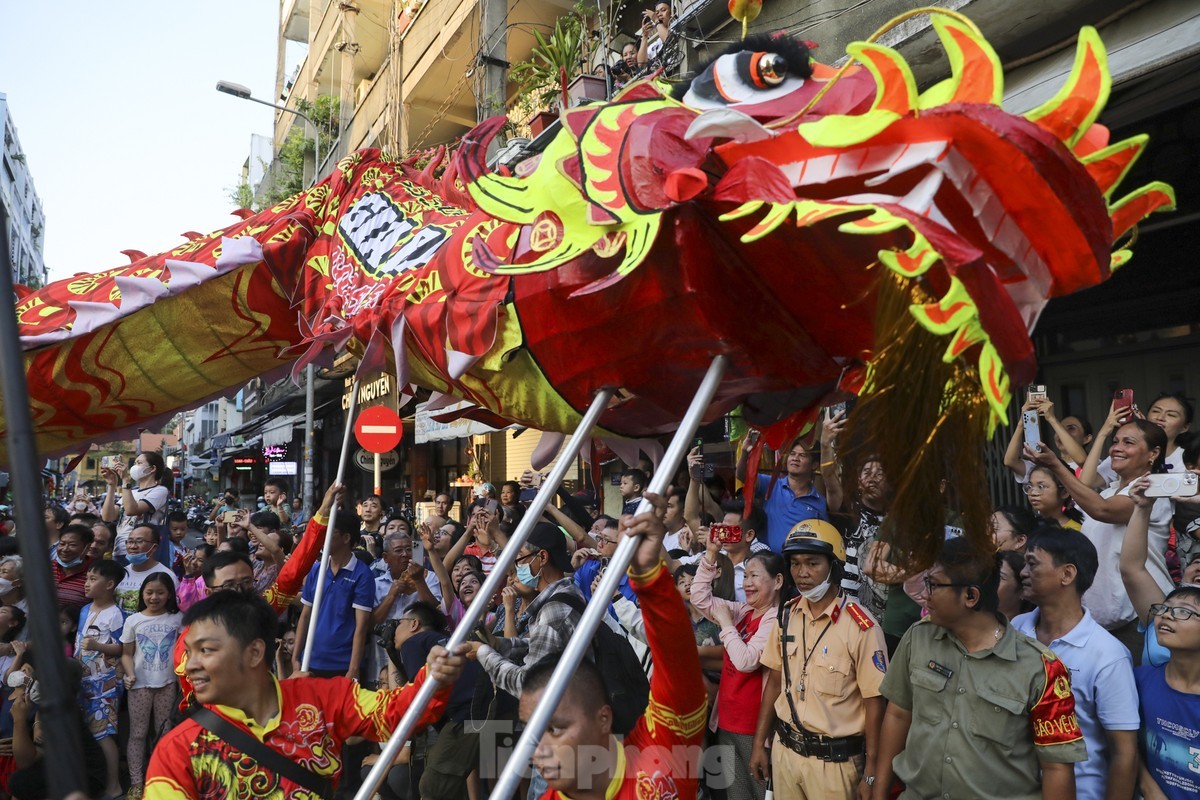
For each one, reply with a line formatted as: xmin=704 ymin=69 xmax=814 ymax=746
xmin=518 ymin=492 xmax=708 ymax=799
xmin=145 ymin=591 xmax=468 ymax=799
xmin=171 ymin=482 xmax=343 ymax=706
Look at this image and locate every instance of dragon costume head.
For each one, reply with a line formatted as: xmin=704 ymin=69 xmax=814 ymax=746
xmin=3 ymin=11 xmax=1174 ymax=567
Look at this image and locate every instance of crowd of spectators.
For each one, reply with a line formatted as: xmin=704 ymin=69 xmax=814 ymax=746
xmin=0 ymin=387 xmax=1196 ymax=799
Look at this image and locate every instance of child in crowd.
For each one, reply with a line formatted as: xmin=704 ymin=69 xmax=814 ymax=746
xmin=7 ymin=658 xmax=109 ymax=800
xmin=177 ymin=543 xmax=214 ymax=612
xmin=121 ymin=572 xmax=183 ymax=800
xmin=1135 ymin=585 xmax=1200 ymax=799
xmin=275 ymin=626 xmax=297 ymax=680
xmin=76 ymin=559 xmax=126 ymax=800
xmin=58 ymin=605 xmax=78 ymax=657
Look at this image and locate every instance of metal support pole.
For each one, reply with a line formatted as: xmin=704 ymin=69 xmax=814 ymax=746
xmin=0 ymin=211 xmax=88 ymax=798
xmin=303 ymin=363 xmax=315 ymax=519
xmin=300 ymin=379 xmax=359 ymax=672
xmin=354 ymin=387 xmax=617 ymax=800
xmin=490 ymin=355 xmax=729 ymax=800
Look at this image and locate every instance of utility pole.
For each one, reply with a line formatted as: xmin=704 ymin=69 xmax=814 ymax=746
xmin=337 ymin=1 xmax=361 ymax=168
xmin=387 ymin=0 xmax=407 ymax=156
xmin=478 ymin=0 xmax=509 ymax=156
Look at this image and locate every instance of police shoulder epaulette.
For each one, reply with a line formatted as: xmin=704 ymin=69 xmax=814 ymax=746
xmin=845 ymin=602 xmax=874 ymax=631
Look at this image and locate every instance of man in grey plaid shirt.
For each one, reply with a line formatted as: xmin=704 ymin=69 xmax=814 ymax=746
xmin=472 ymin=522 xmax=583 ymax=696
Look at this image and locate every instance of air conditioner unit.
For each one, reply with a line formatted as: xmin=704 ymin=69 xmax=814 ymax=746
xmin=356 ymin=78 xmax=372 ymax=107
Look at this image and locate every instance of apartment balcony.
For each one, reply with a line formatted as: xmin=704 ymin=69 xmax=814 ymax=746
xmin=281 ymin=0 xmax=310 ymax=44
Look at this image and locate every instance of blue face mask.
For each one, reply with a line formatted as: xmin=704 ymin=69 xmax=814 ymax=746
xmin=54 ymin=554 xmax=84 ymax=570
xmin=126 ymin=552 xmax=150 ymax=566
xmin=516 ymin=561 xmax=540 ymax=588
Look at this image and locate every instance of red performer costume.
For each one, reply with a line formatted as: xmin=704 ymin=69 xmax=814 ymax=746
xmin=539 ymin=560 xmax=709 ymax=799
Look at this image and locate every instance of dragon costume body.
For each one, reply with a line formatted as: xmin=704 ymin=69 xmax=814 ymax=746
xmin=2 ymin=12 xmax=1173 ymax=564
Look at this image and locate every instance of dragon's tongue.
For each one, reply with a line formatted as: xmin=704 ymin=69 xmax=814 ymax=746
xmin=713 ymin=157 xmax=794 ymax=204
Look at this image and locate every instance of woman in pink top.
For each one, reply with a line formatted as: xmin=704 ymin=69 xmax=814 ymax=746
xmin=692 ymin=530 xmax=786 ymax=800
xmin=422 ymin=528 xmax=496 ymax=631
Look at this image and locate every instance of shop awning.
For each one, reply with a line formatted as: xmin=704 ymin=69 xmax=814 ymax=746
xmin=261 ymin=414 xmax=304 ymax=447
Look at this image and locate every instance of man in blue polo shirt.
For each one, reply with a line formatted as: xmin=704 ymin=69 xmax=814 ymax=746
xmin=1013 ymin=527 xmax=1138 ymax=800
xmin=294 ymin=511 xmax=376 ymax=679
xmin=736 ymin=432 xmax=828 ymax=552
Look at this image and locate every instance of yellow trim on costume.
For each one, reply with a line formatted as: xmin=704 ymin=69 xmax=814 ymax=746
xmin=213 ymin=675 xmax=284 ymax=740
xmin=144 ymin=775 xmax=193 ymax=800
xmin=558 ymin=739 xmax=626 ymax=800
xmin=628 ymin=559 xmax=666 ymax=585
xmin=314 ymin=511 xmax=329 ymax=526
xmin=644 ymin=695 xmax=709 ymax=740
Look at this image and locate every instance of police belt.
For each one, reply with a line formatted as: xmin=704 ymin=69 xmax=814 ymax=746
xmin=774 ymin=720 xmax=864 ymax=762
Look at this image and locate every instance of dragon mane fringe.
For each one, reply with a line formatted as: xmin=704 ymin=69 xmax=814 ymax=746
xmin=839 ymin=271 xmax=995 ymax=573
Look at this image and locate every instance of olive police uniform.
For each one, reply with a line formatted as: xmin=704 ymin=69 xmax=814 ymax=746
xmin=881 ymin=617 xmax=1088 ymax=799
xmin=760 ymin=518 xmax=888 ymax=799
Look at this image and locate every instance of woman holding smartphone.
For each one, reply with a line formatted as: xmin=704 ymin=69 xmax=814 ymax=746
xmin=1081 ymin=392 xmax=1193 ymax=490
xmin=100 ymin=453 xmax=170 ymax=562
xmin=692 ymin=527 xmax=786 ymax=800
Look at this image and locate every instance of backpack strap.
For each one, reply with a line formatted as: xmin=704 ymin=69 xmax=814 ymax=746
xmin=190 ymin=707 xmax=333 ymax=798
xmin=542 ymin=591 xmax=586 ymax=615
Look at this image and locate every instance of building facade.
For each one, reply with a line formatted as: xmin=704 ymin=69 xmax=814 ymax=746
xmin=0 ymin=93 xmax=47 ymax=289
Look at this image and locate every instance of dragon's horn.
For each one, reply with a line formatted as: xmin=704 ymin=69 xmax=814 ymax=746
xmin=230 ymin=208 xmax=255 ymax=220
xmin=1025 ymin=26 xmax=1110 ymax=148
xmin=460 ymin=117 xmax=539 ymax=223
xmin=1082 ymin=135 xmax=1148 ymax=201
xmin=1109 ymin=181 xmax=1175 ymax=241
xmin=919 ymin=16 xmax=1002 ymax=108
xmin=848 ymin=42 xmax=917 ymax=116
xmin=120 ymin=250 xmax=148 ymax=264
xmin=180 ymin=231 xmax=205 ymax=242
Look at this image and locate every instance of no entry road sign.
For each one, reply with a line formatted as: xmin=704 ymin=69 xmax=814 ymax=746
xmin=354 ymin=405 xmax=403 ymax=453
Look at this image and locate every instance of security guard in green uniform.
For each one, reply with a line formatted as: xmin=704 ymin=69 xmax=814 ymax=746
xmin=751 ymin=520 xmax=888 ymax=798
xmin=872 ymin=537 xmax=1087 ymax=800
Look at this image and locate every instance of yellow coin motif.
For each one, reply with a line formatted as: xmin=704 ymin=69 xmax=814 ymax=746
xmin=529 ymin=212 xmax=563 ymax=253
xmin=68 ymin=275 xmax=101 ymax=295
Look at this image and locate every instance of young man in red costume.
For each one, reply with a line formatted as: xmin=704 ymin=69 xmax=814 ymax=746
xmin=145 ymin=590 xmax=467 ymax=798
xmin=517 ymin=492 xmax=708 ymax=799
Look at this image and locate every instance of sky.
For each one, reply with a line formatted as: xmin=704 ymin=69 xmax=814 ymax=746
xmin=0 ymin=1 xmax=291 ymax=282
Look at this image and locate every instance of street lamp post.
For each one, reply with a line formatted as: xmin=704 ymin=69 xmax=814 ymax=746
xmin=216 ymin=79 xmax=322 ymax=520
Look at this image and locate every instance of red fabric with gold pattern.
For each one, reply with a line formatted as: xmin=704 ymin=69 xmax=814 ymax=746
xmin=1030 ymin=653 xmax=1084 ymax=747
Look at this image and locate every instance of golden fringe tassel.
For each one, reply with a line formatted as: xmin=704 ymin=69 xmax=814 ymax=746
xmin=840 ymin=272 xmax=995 ymax=572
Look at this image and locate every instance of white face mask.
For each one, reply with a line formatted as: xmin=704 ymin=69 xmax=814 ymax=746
xmin=129 ymin=465 xmax=152 ymax=481
xmin=798 ymin=578 xmax=832 ymax=602
xmin=0 ymin=578 xmax=13 ymax=596
xmin=74 ymin=501 xmax=88 ymax=511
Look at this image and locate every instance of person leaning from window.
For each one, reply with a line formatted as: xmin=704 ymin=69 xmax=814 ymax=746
xmin=635 ymin=1 xmax=680 ymax=75
xmin=872 ymin=537 xmax=1087 ymax=800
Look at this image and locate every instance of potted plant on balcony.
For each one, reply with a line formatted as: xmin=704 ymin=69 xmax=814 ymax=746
xmin=511 ymin=13 xmax=587 ymax=135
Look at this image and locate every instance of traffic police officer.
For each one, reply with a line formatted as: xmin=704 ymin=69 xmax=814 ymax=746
xmin=751 ymin=520 xmax=888 ymax=798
